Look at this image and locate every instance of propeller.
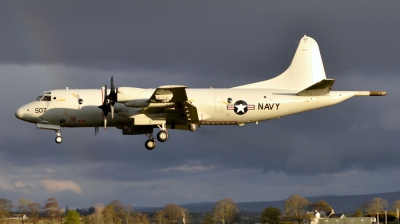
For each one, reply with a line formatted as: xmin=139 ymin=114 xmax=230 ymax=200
xmin=98 ymin=84 xmax=110 ymax=129
xmin=107 ymin=76 xmax=118 ymax=119
xmin=98 ymin=77 xmax=118 ymax=129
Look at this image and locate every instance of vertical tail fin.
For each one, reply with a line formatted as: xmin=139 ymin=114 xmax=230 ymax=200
xmin=233 ymin=35 xmax=327 ymax=90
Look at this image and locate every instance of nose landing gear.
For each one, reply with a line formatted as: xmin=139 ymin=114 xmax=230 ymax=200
xmin=55 ymin=130 xmax=63 ymax=144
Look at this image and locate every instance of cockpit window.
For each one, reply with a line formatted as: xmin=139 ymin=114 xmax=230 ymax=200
xmin=42 ymin=95 xmax=51 ymax=101
xmin=35 ymin=95 xmax=43 ymax=101
xmin=35 ymin=93 xmax=51 ymax=101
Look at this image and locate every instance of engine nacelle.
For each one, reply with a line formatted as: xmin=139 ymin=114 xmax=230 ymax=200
xmin=117 ymin=87 xmax=143 ymax=103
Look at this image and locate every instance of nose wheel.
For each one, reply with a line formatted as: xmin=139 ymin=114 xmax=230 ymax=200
xmin=55 ymin=136 xmax=63 ymax=144
xmin=55 ymin=130 xmax=63 ymax=144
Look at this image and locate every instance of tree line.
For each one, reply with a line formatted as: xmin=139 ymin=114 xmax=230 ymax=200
xmin=1 ymin=195 xmax=400 ymax=224
xmin=0 ymin=197 xmax=239 ymax=224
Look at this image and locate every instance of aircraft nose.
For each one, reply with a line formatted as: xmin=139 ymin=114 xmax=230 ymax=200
xmin=15 ymin=106 xmax=27 ymax=120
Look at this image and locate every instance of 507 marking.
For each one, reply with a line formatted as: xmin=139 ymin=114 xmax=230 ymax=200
xmin=35 ymin=108 xmax=46 ymax=113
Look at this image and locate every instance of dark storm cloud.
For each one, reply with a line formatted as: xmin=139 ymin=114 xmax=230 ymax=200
xmin=1 ymin=1 xmax=400 ymax=207
xmin=1 ymin=1 xmax=400 ymax=81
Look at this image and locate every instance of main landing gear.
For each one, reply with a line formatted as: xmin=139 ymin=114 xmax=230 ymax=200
xmin=55 ymin=130 xmax=63 ymax=144
xmin=145 ymin=137 xmax=156 ymax=150
xmin=144 ymin=124 xmax=169 ymax=150
xmin=157 ymin=130 xmax=169 ymax=142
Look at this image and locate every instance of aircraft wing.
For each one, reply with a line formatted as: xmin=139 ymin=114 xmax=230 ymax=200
xmin=149 ymin=85 xmax=188 ymax=103
xmin=147 ymin=85 xmax=199 ymax=124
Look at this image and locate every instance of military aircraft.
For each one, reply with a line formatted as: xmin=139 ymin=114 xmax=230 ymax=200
xmin=15 ymin=35 xmax=386 ymax=150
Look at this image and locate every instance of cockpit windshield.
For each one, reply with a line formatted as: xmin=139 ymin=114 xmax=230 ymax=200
xmin=35 ymin=92 xmax=51 ymax=101
xmin=35 ymin=95 xmax=43 ymax=101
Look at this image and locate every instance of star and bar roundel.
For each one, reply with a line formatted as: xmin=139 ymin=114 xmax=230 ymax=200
xmin=227 ymin=100 xmax=255 ymax=115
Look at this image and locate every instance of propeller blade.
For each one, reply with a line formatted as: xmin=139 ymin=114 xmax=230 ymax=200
xmin=110 ymin=76 xmax=115 ymax=95
xmin=98 ymin=104 xmax=109 ymax=117
xmin=104 ymin=84 xmax=107 ymax=98
xmin=95 ymin=127 xmax=99 ymax=136
xmin=103 ymin=117 xmax=107 ymax=129
xmin=111 ymin=105 xmax=114 ymax=119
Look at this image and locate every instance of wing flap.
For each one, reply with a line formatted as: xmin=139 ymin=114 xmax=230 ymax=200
xmin=184 ymin=102 xmax=199 ymax=124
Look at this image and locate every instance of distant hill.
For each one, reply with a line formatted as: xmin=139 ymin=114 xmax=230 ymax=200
xmin=136 ymin=191 xmax=400 ymax=213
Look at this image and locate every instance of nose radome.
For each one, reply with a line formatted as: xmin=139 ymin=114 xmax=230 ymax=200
xmin=15 ymin=107 xmax=26 ymax=120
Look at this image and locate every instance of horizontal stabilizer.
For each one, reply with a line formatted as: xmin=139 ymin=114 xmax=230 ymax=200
xmin=296 ymin=79 xmax=335 ymax=96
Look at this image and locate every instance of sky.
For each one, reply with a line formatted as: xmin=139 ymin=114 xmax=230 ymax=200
xmin=1 ymin=1 xmax=400 ymax=210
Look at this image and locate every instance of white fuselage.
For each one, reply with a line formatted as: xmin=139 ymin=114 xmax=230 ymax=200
xmin=15 ymin=88 xmax=356 ymax=128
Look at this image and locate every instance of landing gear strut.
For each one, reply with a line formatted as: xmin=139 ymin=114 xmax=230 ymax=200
xmin=55 ymin=130 xmax=63 ymax=144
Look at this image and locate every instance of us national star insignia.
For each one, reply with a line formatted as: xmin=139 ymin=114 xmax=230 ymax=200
xmin=227 ymin=100 xmax=255 ymax=115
